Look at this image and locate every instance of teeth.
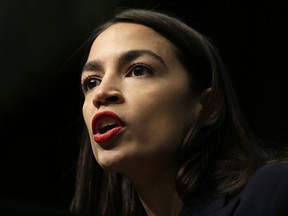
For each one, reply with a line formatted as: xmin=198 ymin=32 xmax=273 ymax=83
xmin=98 ymin=117 xmax=119 ymax=133
xmin=99 ymin=117 xmax=117 ymax=128
xmin=100 ymin=124 xmax=119 ymax=134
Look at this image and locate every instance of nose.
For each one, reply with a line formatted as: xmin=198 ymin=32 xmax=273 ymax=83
xmin=92 ymin=77 xmax=124 ymax=109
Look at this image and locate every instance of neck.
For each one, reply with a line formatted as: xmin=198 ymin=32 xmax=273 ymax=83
xmin=128 ymin=167 xmax=183 ymax=216
xmin=139 ymin=188 xmax=183 ymax=216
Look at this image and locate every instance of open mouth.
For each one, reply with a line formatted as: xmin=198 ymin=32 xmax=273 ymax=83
xmin=92 ymin=111 xmax=125 ymax=143
xmin=98 ymin=118 xmax=121 ymax=134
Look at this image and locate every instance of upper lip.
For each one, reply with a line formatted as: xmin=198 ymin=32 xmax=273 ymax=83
xmin=91 ymin=111 xmax=125 ymax=135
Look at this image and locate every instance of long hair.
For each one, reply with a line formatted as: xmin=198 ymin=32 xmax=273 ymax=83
xmin=70 ymin=8 xmax=284 ymax=215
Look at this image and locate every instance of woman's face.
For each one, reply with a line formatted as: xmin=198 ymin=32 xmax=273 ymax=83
xmin=81 ymin=23 xmax=203 ymax=177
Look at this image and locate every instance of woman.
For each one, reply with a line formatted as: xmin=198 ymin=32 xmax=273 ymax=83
xmin=70 ymin=8 xmax=288 ymax=216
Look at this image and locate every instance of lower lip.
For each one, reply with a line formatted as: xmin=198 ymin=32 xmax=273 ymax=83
xmin=93 ymin=126 xmax=123 ymax=143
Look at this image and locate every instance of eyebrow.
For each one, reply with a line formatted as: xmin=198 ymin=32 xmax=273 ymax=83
xmin=82 ymin=49 xmax=165 ymax=73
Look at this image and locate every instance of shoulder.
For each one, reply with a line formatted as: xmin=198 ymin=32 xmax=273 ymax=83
xmin=180 ymin=163 xmax=288 ymax=216
xmin=236 ymin=162 xmax=288 ymax=215
xmin=242 ymin=162 xmax=288 ymax=191
xmin=253 ymin=162 xmax=288 ymax=176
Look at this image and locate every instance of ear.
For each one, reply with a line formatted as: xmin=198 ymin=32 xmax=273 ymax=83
xmin=199 ymin=87 xmax=220 ymax=126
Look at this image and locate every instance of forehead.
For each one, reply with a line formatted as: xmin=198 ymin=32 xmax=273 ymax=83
xmin=88 ymin=22 xmax=175 ymax=60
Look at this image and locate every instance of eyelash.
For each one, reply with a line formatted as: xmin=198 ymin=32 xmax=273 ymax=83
xmin=81 ymin=63 xmax=154 ymax=93
xmin=127 ymin=63 xmax=154 ymax=77
xmin=81 ymin=75 xmax=101 ymax=93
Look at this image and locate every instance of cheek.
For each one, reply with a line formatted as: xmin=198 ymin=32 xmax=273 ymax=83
xmin=128 ymin=89 xmax=195 ymax=148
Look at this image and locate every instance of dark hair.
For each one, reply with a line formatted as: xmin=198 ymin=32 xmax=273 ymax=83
xmin=70 ymin=8 xmax=285 ymax=216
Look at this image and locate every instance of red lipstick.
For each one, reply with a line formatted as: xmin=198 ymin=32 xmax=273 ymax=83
xmin=92 ymin=111 xmax=125 ymax=144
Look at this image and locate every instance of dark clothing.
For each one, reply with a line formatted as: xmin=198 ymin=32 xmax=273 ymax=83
xmin=180 ymin=163 xmax=288 ymax=216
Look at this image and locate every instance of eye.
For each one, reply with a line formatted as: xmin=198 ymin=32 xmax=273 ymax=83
xmin=128 ymin=63 xmax=153 ymax=77
xmin=81 ymin=76 xmax=101 ymax=93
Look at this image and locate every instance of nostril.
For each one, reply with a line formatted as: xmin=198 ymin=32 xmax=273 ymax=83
xmin=93 ymin=91 xmax=123 ymax=108
xmin=106 ymin=96 xmax=119 ymax=102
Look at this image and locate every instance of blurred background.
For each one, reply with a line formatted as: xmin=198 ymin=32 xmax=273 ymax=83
xmin=1 ymin=0 xmax=287 ymax=214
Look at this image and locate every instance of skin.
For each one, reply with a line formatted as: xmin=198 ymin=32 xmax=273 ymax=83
xmin=81 ymin=23 xmax=205 ymax=216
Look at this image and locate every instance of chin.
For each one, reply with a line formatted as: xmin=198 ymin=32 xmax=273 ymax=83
xmin=96 ymin=152 xmax=127 ymax=172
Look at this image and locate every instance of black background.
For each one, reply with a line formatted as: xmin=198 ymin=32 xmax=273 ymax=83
xmin=1 ymin=0 xmax=287 ymax=214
